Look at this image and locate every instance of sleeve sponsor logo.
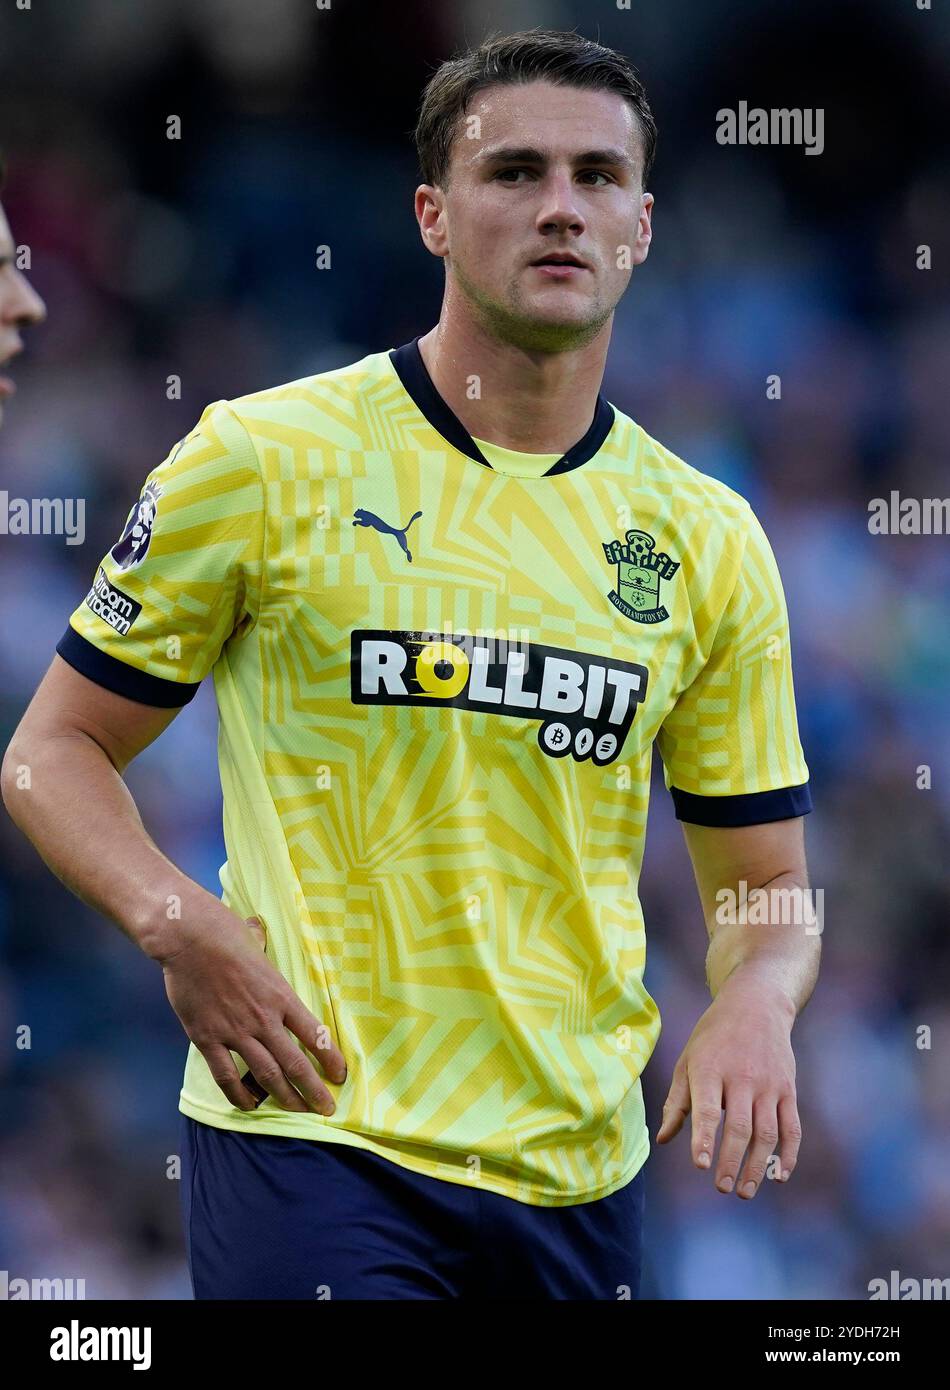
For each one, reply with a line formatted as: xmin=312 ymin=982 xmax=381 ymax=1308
xmin=83 ymin=566 xmax=142 ymax=636
xmin=351 ymin=629 xmax=648 ymax=765
xmin=110 ymin=480 xmax=163 ymax=571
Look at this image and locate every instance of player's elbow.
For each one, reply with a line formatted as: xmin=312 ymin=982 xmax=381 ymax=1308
xmin=1 ymin=727 xmax=33 ymax=821
xmin=1 ymin=720 xmax=73 ymax=823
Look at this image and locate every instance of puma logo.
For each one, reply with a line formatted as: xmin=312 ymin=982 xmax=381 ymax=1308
xmin=353 ymin=508 xmax=423 ymax=563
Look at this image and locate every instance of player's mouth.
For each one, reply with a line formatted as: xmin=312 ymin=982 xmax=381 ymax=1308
xmin=0 ymin=345 xmax=21 ymax=398
xmin=529 ymin=252 xmax=590 ymax=279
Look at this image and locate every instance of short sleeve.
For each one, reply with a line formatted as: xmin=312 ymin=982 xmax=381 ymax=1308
xmin=56 ymin=400 xmax=265 ymax=707
xmin=655 ymin=505 xmax=812 ymax=827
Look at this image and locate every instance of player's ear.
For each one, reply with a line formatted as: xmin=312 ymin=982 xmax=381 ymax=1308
xmin=415 ymin=184 xmax=449 ymax=260
xmin=633 ymin=191 xmax=653 ymax=265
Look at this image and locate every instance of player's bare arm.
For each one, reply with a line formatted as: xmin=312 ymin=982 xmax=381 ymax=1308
xmin=0 ymin=655 xmax=346 ymax=1116
xmin=655 ymin=817 xmax=819 ymax=1200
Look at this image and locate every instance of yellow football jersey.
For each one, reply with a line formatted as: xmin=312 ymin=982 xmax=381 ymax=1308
xmin=56 ymin=338 xmax=811 ymax=1206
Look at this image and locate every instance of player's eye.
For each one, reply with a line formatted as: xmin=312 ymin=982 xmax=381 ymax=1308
xmin=493 ymin=168 xmax=615 ymax=186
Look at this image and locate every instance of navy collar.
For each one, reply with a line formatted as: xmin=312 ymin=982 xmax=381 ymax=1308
xmin=388 ymin=335 xmax=615 ymax=477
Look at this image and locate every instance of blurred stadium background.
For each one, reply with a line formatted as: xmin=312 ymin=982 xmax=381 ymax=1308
xmin=1 ymin=0 xmax=949 ymax=1299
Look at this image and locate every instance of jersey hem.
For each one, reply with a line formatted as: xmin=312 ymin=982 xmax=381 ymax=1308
xmin=178 ymin=1093 xmax=649 ymax=1208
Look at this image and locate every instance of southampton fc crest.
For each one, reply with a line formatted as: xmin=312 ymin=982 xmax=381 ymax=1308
xmin=602 ymin=528 xmax=680 ymax=624
xmin=110 ymin=480 xmax=163 ymax=571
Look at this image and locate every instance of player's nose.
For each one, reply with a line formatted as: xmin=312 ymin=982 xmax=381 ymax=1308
xmin=3 ymin=271 xmax=47 ymax=328
xmin=535 ymin=172 xmax=587 ymax=231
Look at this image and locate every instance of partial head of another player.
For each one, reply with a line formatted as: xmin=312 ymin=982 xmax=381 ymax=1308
xmin=413 ymin=28 xmax=656 ymax=355
xmin=0 ymin=148 xmax=47 ymax=431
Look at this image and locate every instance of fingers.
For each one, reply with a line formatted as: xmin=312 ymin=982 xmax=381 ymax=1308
xmin=243 ymin=918 xmax=346 ymax=1086
xmin=655 ymin=1061 xmax=691 ymax=1144
xmin=734 ymin=1098 xmax=779 ymax=1199
xmin=200 ymin=1043 xmax=263 ymax=1112
xmin=238 ymin=1037 xmax=315 ymax=1115
xmin=716 ymin=1090 xmax=797 ymax=1198
xmin=776 ymin=1092 xmax=802 ymax=1182
xmin=283 ymin=998 xmax=347 ymax=1085
xmin=713 ymin=1085 xmax=753 ymax=1193
xmin=661 ymin=1049 xmax=801 ymax=1199
xmin=168 ymin=912 xmax=347 ymax=1117
xmin=202 ymin=1024 xmax=342 ymax=1117
xmin=687 ymin=1071 xmax=724 ymax=1173
xmin=262 ymin=1025 xmax=339 ymax=1115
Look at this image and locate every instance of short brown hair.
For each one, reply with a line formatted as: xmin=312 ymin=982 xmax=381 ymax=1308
xmin=414 ymin=28 xmax=657 ymax=190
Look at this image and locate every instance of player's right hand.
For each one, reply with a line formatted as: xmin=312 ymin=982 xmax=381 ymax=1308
xmin=158 ymin=909 xmax=347 ymax=1115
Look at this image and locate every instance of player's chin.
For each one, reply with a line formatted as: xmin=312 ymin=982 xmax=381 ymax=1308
xmin=524 ymin=283 xmax=594 ymax=311
xmin=523 ymin=299 xmax=599 ymax=335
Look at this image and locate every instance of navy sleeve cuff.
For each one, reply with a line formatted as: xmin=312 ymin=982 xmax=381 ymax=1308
xmin=670 ymin=781 xmax=813 ymax=827
xmin=55 ymin=626 xmax=202 ymax=708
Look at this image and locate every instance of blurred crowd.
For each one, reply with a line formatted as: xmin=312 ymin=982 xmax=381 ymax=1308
xmin=1 ymin=0 xmax=948 ymax=1299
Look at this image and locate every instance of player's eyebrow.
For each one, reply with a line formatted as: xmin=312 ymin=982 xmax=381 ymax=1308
xmin=476 ymin=145 xmax=637 ymax=174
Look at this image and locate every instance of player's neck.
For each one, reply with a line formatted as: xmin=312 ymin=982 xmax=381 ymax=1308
xmin=417 ymin=315 xmax=610 ymax=456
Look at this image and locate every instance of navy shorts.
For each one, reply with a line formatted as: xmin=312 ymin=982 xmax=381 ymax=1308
xmin=179 ymin=1114 xmax=645 ymax=1300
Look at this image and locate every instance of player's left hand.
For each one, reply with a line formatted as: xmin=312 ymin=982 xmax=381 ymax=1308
xmin=654 ymin=975 xmax=801 ymax=1198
